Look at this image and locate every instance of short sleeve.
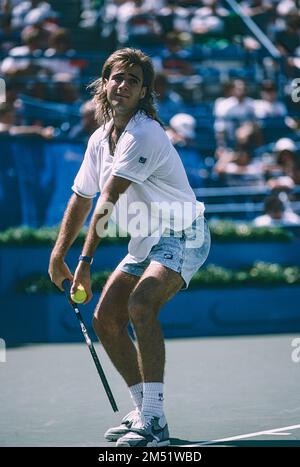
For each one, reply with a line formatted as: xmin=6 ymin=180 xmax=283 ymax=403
xmin=112 ymin=131 xmax=163 ymax=184
xmin=72 ymin=133 xmax=100 ymax=198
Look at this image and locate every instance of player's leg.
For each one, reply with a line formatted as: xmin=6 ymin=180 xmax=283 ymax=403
xmin=116 ymin=262 xmax=183 ymax=447
xmin=93 ymin=268 xmax=141 ymax=387
xmin=93 ymin=268 xmax=144 ymax=442
xmin=128 ymin=262 xmax=184 ymax=382
xmin=116 ymin=217 xmax=211 ymax=446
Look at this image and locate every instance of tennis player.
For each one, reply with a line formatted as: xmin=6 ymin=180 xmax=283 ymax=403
xmin=48 ymin=48 xmax=210 ymax=447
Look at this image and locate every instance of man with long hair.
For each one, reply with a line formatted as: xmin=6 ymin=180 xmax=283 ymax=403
xmin=48 ymin=48 xmax=210 ymax=447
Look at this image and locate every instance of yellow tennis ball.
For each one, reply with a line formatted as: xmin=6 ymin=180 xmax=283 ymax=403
xmin=71 ymin=284 xmax=87 ymax=304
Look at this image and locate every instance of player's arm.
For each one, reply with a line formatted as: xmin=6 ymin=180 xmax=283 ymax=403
xmin=71 ymin=175 xmax=131 ymax=301
xmin=48 ymin=193 xmax=93 ymax=290
xmin=84 ymin=175 xmax=131 ymax=253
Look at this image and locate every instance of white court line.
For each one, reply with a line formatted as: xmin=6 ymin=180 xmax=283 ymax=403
xmin=182 ymin=424 xmax=300 ymax=446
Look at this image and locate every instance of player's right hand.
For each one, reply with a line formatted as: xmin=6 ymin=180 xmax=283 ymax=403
xmin=48 ymin=255 xmax=73 ymax=292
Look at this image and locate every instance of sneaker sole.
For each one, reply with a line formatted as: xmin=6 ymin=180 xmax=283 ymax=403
xmin=117 ymin=439 xmax=170 ymax=447
xmin=105 ymin=432 xmax=129 ymax=442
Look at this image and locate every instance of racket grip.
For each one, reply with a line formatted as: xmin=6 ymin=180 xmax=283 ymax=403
xmin=62 ymin=279 xmax=72 ymax=298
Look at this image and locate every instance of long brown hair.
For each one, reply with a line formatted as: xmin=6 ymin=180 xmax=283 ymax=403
xmin=88 ymin=48 xmax=163 ymax=126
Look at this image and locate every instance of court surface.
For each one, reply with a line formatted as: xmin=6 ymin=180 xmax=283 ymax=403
xmin=1 ymin=334 xmax=300 ymax=447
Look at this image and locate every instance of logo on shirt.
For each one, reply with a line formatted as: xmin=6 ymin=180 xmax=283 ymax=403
xmin=164 ymin=253 xmax=173 ymax=260
xmin=139 ymin=156 xmax=147 ymax=164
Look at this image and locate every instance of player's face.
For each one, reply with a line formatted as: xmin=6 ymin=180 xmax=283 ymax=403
xmin=104 ymin=64 xmax=146 ymax=115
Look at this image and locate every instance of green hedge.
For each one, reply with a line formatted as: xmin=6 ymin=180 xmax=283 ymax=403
xmin=17 ymin=262 xmax=300 ymax=295
xmin=208 ymin=221 xmax=291 ymax=242
xmin=0 ymin=221 xmax=292 ymax=246
xmin=0 ymin=225 xmax=128 ymax=246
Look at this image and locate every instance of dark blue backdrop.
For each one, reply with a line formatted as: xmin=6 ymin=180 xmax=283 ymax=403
xmin=0 ymin=135 xmax=85 ymax=229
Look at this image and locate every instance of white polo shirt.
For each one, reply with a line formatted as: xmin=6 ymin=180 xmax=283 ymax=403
xmin=72 ymin=111 xmax=205 ymax=262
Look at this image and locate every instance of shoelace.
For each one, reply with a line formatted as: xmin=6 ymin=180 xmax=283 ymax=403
xmin=132 ymin=414 xmax=154 ymax=430
xmin=121 ymin=409 xmax=138 ymax=425
xmin=124 ymin=408 xmax=140 ymax=422
xmin=132 ymin=410 xmax=142 ymax=424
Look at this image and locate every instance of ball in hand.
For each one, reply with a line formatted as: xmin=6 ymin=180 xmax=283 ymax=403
xmin=71 ymin=284 xmax=87 ymax=304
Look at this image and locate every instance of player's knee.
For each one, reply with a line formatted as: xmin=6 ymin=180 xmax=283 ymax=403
xmin=92 ymin=314 xmax=104 ymax=337
xmin=128 ymin=296 xmax=156 ymax=327
xmin=92 ymin=312 xmax=123 ymax=339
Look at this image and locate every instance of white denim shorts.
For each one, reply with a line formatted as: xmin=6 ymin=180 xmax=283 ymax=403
xmin=117 ymin=216 xmax=211 ymax=289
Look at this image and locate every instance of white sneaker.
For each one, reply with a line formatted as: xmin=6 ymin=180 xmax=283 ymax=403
xmin=116 ymin=413 xmax=170 ymax=447
xmin=104 ymin=409 xmax=141 ymax=442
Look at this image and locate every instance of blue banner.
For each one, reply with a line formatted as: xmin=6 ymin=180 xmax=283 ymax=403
xmin=0 ymin=136 xmax=85 ymax=228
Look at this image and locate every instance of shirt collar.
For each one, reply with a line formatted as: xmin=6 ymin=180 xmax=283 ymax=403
xmin=103 ymin=111 xmax=147 ymax=139
xmin=124 ymin=111 xmax=148 ymax=132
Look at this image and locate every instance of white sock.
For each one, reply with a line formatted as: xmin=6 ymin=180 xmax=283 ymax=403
xmin=129 ymin=383 xmax=143 ymax=411
xmin=142 ymin=382 xmax=164 ymax=418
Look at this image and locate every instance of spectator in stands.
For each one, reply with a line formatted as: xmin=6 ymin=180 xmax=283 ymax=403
xmin=275 ymin=13 xmax=300 ymax=56
xmin=254 ymin=80 xmax=287 ymax=119
xmin=116 ymin=0 xmax=163 ymax=47
xmin=190 ymin=0 xmax=229 ymax=42
xmin=214 ymin=146 xmax=265 ymax=186
xmin=0 ymin=102 xmax=55 ymax=137
xmin=254 ymin=79 xmax=299 ymax=137
xmin=3 ymin=75 xmax=20 ymax=105
xmin=240 ymin=0 xmax=274 ymax=31
xmin=0 ymin=25 xmax=45 ymax=77
xmin=0 ymin=13 xmax=21 ymax=53
xmin=51 ymin=73 xmax=81 ymax=104
xmin=276 ymin=0 xmax=299 ymax=18
xmin=167 ymin=112 xmax=209 ymax=187
xmin=235 ymin=120 xmax=263 ymax=151
xmin=214 ymin=79 xmax=256 ymax=148
xmin=274 ymin=8 xmax=300 ymax=79
xmin=68 ymin=99 xmax=99 ymax=142
xmin=100 ymin=0 xmax=128 ymax=51
xmin=156 ymin=0 xmax=190 ymax=36
xmin=41 ymin=28 xmax=81 ymax=78
xmin=24 ymin=77 xmax=50 ymax=100
xmin=0 ymin=102 xmax=15 ymax=131
xmin=159 ymin=32 xmax=194 ymax=77
xmin=253 ymin=193 xmax=300 ymax=226
xmin=154 ymin=72 xmax=183 ymax=124
xmin=167 ymin=112 xmax=197 ymax=145
xmin=266 ymin=137 xmax=300 ymax=189
xmin=1 ymin=0 xmax=11 ymax=15
xmin=10 ymin=0 xmax=57 ymax=30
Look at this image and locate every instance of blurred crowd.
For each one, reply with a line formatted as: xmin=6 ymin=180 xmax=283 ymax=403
xmin=0 ymin=0 xmax=300 ymax=225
